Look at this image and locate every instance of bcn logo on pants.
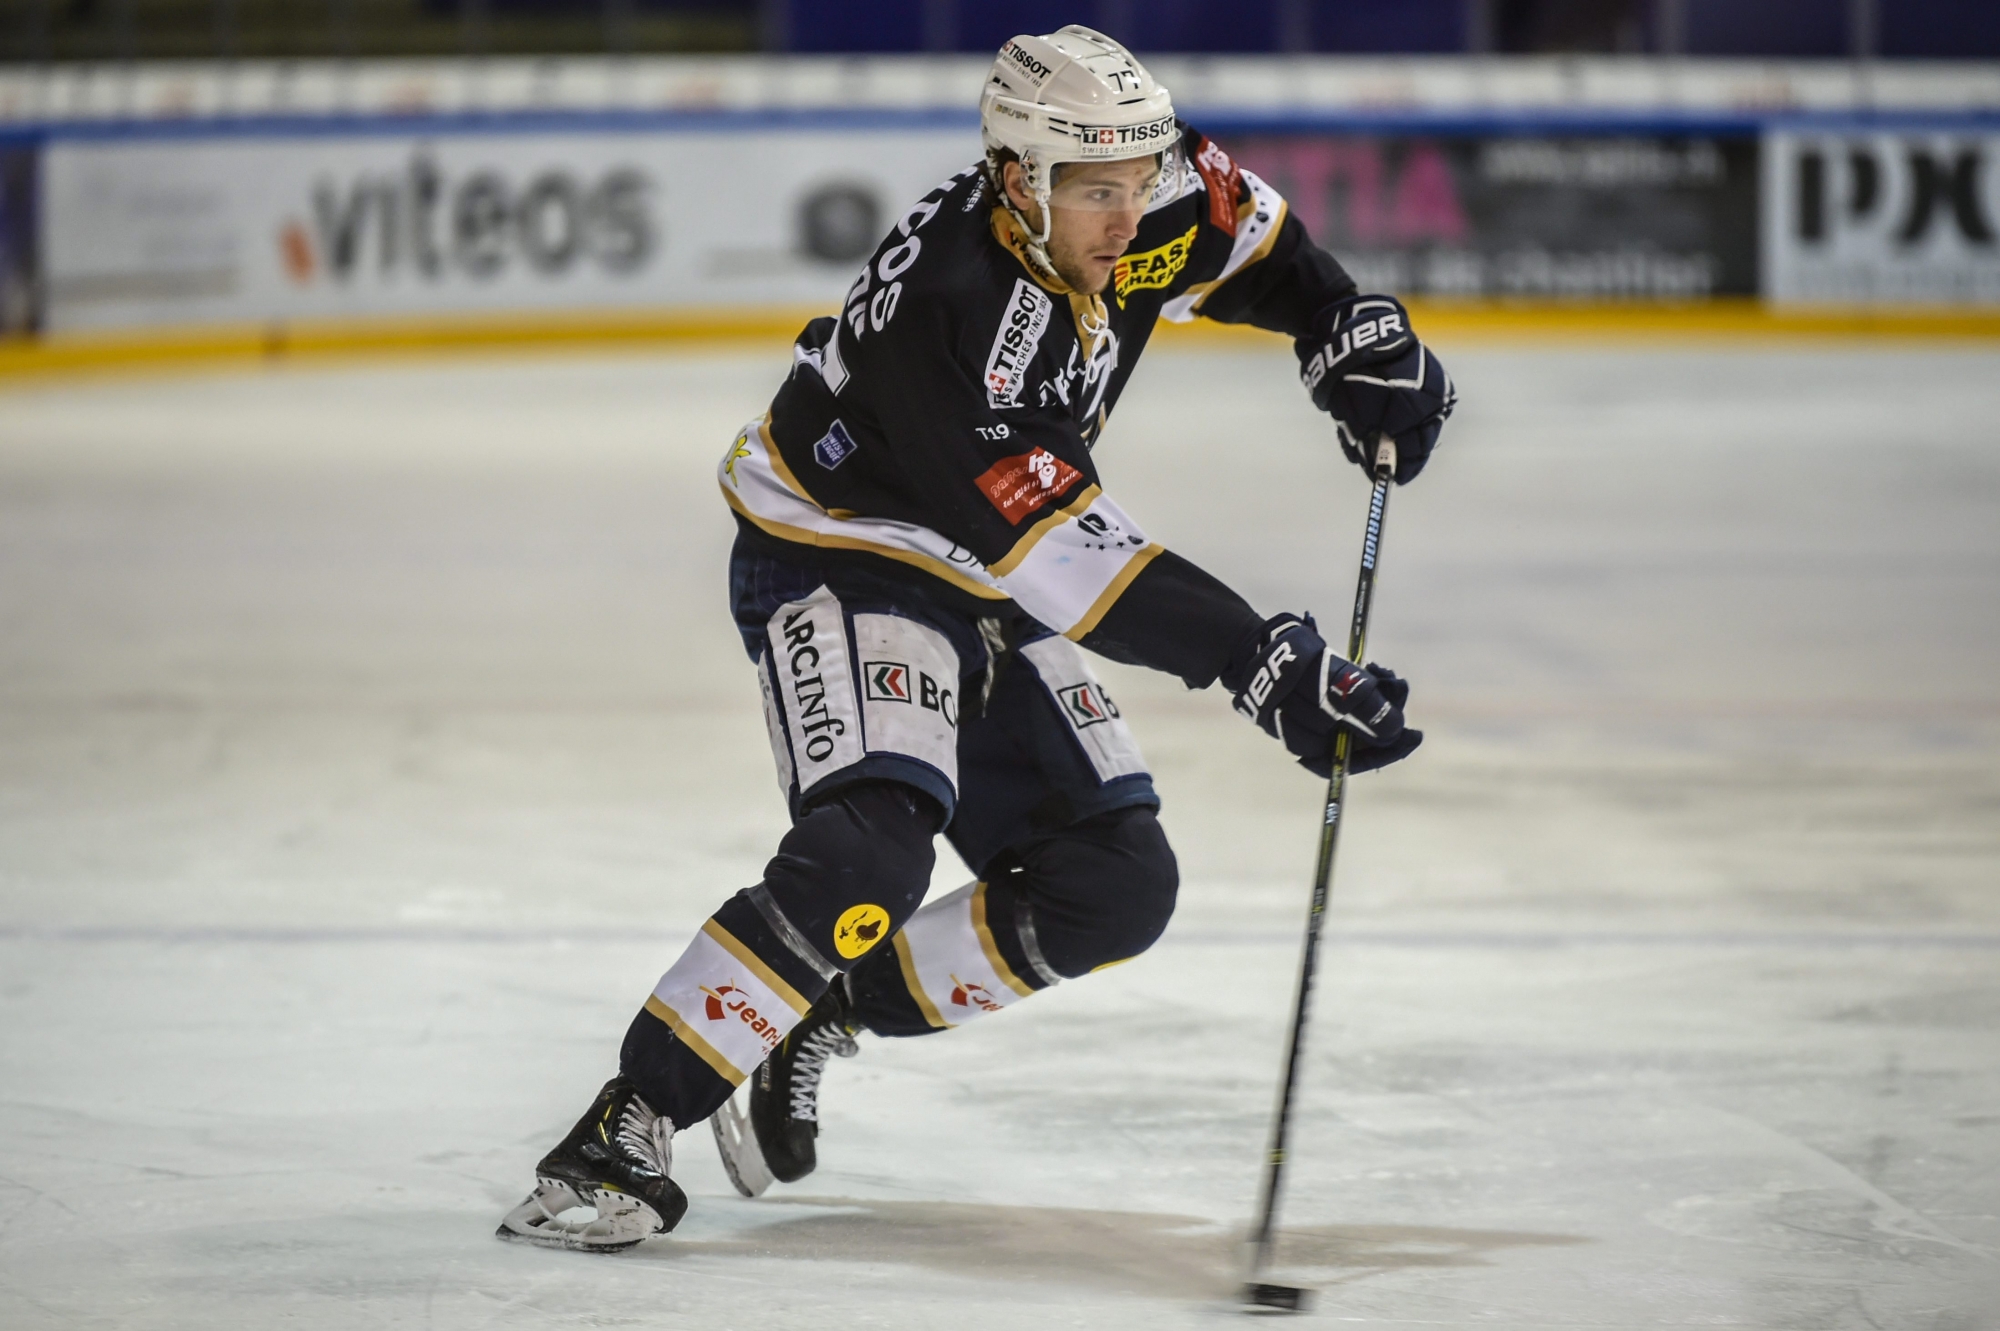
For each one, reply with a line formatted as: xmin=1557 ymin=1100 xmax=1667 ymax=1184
xmin=1057 ymin=681 xmax=1119 ymax=729
xmin=863 ymin=658 xmax=958 ymax=727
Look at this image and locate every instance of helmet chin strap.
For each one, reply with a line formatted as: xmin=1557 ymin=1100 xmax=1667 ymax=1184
xmin=988 ymin=153 xmax=1065 ymax=290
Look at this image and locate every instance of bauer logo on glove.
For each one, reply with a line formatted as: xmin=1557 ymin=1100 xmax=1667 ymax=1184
xmin=1295 ymin=294 xmax=1456 ymax=486
xmin=1226 ymin=614 xmax=1422 ymax=777
xmin=1234 ymin=636 xmax=1302 ymax=718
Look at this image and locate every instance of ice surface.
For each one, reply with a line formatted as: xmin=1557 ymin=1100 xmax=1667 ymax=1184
xmin=1 ymin=343 xmax=1997 ymax=1329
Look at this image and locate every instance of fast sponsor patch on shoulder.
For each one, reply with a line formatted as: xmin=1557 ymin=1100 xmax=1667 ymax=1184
xmin=812 ymin=419 xmax=859 ymax=470
xmin=1193 ymin=136 xmax=1243 ymax=235
xmin=975 ymin=446 xmax=1084 ymax=525
xmin=984 ymin=278 xmax=1054 ymax=409
xmin=1113 ymin=224 xmax=1199 ymax=306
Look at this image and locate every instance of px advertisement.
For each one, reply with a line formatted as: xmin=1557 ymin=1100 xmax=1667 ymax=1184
xmin=38 ymin=127 xmax=979 ymax=332
xmin=1763 ymin=129 xmax=2000 ymax=304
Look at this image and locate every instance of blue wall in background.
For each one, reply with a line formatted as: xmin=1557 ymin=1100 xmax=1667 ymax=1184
xmin=1883 ymin=1 xmax=2000 ymax=58
xmin=1316 ymin=0 xmax=1467 ymax=54
xmin=1684 ymin=0 xmax=1845 ymax=57
xmin=784 ymin=0 xmax=2000 ymax=56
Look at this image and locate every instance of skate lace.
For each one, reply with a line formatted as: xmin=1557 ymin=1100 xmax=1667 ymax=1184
xmin=789 ymin=1024 xmax=859 ymax=1124
xmin=615 ymin=1094 xmax=675 ymax=1177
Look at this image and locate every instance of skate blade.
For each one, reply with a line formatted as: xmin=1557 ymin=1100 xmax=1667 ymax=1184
xmin=495 ymin=1179 xmax=662 ymax=1253
xmin=711 ymin=1090 xmax=775 ymax=1198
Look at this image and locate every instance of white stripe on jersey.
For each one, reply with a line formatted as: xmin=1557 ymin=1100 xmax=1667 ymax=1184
xmin=718 ymin=418 xmax=1162 ymax=639
xmin=719 ymin=418 xmax=1007 ymax=602
xmin=991 ymin=491 xmax=1164 ymax=642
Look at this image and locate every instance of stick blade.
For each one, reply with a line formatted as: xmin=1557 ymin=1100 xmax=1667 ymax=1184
xmin=1241 ymin=1281 xmax=1313 ymax=1313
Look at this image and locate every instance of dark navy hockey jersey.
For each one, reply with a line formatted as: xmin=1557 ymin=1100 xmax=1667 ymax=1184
xmin=719 ymin=124 xmax=1357 ymax=688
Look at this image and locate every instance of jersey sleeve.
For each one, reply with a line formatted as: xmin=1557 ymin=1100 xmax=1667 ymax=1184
xmin=1159 ymin=128 xmax=1358 ymax=338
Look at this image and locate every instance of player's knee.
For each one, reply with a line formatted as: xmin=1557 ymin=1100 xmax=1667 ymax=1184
xmin=758 ymin=780 xmax=940 ymax=970
xmin=1091 ymin=807 xmax=1180 ymax=962
xmin=1018 ymin=806 xmax=1179 ymax=976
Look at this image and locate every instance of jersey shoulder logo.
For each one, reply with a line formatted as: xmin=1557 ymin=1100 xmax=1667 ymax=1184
xmin=1114 ymin=224 xmax=1199 ymax=306
xmin=984 ymin=278 xmax=1055 ymax=409
xmin=812 ymin=419 xmax=859 ymax=470
xmin=1193 ymin=136 xmax=1243 ymax=236
xmin=975 ymin=446 xmax=1084 ymax=525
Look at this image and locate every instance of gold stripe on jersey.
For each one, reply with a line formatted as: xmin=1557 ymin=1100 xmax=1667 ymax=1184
xmin=1161 ymin=169 xmax=1289 ymax=324
xmin=756 ymin=414 xmax=816 ymax=507
xmin=992 ymin=490 xmax=1163 ymax=636
xmin=1064 ymin=541 xmax=1166 ymax=642
xmin=987 ymin=483 xmax=1104 ymax=578
xmin=720 ymin=417 xmax=1166 ymax=638
xmin=718 ymin=418 xmax=1010 ymax=602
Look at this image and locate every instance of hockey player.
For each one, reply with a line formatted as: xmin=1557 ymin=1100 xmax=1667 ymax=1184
xmin=498 ymin=25 xmax=1454 ymax=1250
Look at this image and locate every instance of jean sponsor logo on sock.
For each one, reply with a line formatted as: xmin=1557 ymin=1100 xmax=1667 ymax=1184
xmin=701 ymin=982 xmax=784 ymax=1054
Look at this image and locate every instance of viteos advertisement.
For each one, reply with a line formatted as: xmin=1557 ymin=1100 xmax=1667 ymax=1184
xmin=1763 ymin=130 xmax=2000 ymax=304
xmin=1229 ymin=134 xmax=1759 ymax=299
xmin=39 ymin=129 xmax=977 ymax=331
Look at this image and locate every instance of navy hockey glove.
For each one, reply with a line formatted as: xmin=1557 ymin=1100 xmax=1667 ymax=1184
xmin=1228 ymin=615 xmax=1422 ymax=777
xmin=1295 ymin=295 xmax=1456 ymax=484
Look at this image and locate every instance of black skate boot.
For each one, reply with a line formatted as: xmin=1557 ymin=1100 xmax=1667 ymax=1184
xmin=496 ymin=1076 xmax=688 ymax=1252
xmin=749 ymin=981 xmax=861 ymax=1184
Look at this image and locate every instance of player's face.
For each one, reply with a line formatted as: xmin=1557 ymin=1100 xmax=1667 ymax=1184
xmin=1005 ymin=158 xmax=1158 ymax=295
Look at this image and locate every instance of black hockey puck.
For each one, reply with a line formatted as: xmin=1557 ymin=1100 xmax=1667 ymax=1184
xmin=1241 ymin=1281 xmax=1313 ymax=1312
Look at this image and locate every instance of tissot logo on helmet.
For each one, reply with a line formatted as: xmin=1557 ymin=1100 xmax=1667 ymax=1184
xmin=1003 ymin=42 xmax=1053 ymax=82
xmin=979 ymin=25 xmax=1183 ymax=277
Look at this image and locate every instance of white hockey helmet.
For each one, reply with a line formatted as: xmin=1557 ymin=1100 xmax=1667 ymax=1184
xmin=980 ymin=26 xmax=1182 ymax=253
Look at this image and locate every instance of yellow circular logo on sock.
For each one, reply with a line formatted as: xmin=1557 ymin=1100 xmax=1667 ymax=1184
xmin=833 ymin=904 xmax=891 ymax=959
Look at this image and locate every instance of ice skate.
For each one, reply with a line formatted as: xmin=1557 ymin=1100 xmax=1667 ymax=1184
xmin=743 ymin=982 xmax=861 ymax=1185
xmin=496 ymin=1076 xmax=687 ymax=1252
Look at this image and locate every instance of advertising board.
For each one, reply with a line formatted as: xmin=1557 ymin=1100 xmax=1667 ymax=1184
xmin=28 ymin=116 xmax=2000 ymax=335
xmin=1763 ymin=129 xmax=2000 ymax=304
xmin=39 ymin=127 xmax=978 ymax=332
xmin=1228 ymin=133 xmax=1759 ymax=299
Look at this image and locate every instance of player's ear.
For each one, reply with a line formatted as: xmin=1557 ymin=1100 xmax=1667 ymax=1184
xmin=1002 ymin=160 xmax=1032 ymax=213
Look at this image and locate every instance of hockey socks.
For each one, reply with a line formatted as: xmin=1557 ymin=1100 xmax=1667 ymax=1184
xmin=846 ymin=806 xmax=1178 ymax=1036
xmin=620 ymin=781 xmax=938 ymax=1129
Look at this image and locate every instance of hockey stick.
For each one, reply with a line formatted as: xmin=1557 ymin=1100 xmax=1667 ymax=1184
xmin=1241 ymin=436 xmax=1397 ymax=1314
